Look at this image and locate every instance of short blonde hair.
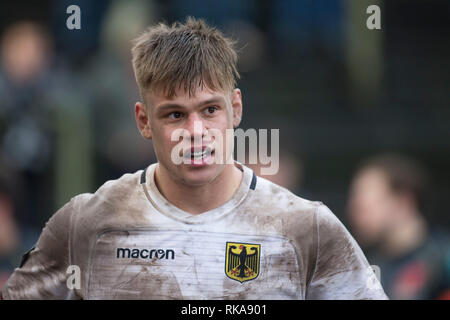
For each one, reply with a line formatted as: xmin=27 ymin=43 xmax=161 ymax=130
xmin=131 ymin=17 xmax=240 ymax=100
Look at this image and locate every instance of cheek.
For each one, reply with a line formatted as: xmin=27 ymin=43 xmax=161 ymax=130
xmin=151 ymin=126 xmax=176 ymax=154
xmin=205 ymin=115 xmax=230 ymax=136
xmin=227 ymin=109 xmax=235 ymax=127
xmin=152 ymin=122 xmax=169 ymax=141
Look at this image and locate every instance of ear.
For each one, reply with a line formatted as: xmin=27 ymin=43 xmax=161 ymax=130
xmin=135 ymin=101 xmax=152 ymax=139
xmin=231 ymin=88 xmax=243 ymax=128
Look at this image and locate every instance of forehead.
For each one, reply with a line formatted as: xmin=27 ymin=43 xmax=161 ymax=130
xmin=145 ymin=85 xmax=230 ymax=110
xmin=353 ymin=168 xmax=390 ymax=193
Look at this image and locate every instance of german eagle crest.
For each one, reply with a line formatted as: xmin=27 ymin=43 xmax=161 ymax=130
xmin=225 ymin=242 xmax=260 ymax=283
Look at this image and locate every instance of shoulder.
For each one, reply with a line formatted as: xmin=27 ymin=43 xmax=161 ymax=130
xmin=248 ymin=175 xmax=355 ymax=244
xmin=94 ymin=169 xmax=144 ymax=199
xmin=246 ymin=175 xmax=329 ymax=238
xmin=77 ymin=168 xmax=144 ymax=206
xmin=51 ymin=168 xmax=146 ymax=226
xmin=250 ymin=175 xmax=324 ymax=218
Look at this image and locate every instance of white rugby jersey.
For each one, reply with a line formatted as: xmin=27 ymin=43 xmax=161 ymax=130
xmin=1 ymin=162 xmax=388 ymax=299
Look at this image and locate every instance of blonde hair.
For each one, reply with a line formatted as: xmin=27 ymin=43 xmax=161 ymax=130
xmin=131 ymin=17 xmax=240 ymax=100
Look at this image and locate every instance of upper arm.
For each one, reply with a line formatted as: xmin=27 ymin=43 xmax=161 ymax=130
xmin=306 ymin=205 xmax=388 ymax=300
xmin=1 ymin=198 xmax=79 ymax=300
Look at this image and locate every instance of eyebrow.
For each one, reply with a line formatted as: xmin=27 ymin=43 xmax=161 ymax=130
xmin=155 ymin=96 xmax=226 ymax=113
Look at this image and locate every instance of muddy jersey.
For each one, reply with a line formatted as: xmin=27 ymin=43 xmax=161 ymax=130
xmin=1 ymin=162 xmax=388 ymax=300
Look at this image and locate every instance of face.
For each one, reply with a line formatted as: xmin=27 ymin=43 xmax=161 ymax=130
xmin=135 ymin=85 xmax=242 ymax=187
xmin=347 ymin=168 xmax=396 ymax=246
xmin=2 ymin=24 xmax=48 ymax=83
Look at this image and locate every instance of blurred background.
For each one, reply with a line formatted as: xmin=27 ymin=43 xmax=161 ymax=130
xmin=0 ymin=0 xmax=449 ymax=299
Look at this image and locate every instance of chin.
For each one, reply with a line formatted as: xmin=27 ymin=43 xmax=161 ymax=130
xmin=178 ymin=163 xmax=223 ymax=187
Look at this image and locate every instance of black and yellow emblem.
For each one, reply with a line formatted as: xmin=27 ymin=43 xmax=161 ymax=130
xmin=225 ymin=242 xmax=260 ymax=283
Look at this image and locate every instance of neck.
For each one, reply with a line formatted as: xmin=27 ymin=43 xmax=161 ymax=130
xmin=154 ymin=163 xmax=243 ymax=214
xmin=381 ymin=212 xmax=427 ymax=257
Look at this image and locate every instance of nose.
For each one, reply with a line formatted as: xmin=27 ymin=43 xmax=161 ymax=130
xmin=184 ymin=113 xmax=207 ymax=144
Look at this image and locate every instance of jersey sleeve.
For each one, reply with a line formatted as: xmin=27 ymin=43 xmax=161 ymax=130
xmin=306 ymin=204 xmax=389 ymax=300
xmin=1 ymin=198 xmax=79 ymax=300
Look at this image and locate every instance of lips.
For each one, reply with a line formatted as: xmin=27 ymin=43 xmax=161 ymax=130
xmin=183 ymin=146 xmax=214 ymax=161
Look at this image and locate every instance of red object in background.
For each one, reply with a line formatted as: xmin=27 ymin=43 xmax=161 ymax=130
xmin=393 ymin=261 xmax=428 ymax=300
xmin=436 ymin=289 xmax=450 ymax=300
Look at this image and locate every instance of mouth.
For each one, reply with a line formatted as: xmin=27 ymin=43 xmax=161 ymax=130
xmin=183 ymin=146 xmax=215 ymax=165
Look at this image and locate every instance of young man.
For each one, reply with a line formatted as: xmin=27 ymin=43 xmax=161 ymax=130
xmin=1 ymin=18 xmax=387 ymax=300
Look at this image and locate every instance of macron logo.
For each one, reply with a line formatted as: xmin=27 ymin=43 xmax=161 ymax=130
xmin=116 ymin=247 xmax=175 ymax=260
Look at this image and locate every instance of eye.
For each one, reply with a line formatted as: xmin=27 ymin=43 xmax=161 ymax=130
xmin=205 ymin=106 xmax=218 ymax=115
xmin=168 ymin=111 xmax=182 ymax=119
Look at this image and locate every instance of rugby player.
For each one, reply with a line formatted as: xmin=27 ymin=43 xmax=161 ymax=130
xmin=1 ymin=17 xmax=388 ymax=299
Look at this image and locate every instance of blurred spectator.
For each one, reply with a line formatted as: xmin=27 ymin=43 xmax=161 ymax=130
xmin=0 ymin=21 xmax=55 ymax=229
xmin=0 ymin=21 xmax=92 ymax=228
xmin=347 ymin=153 xmax=450 ymax=299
